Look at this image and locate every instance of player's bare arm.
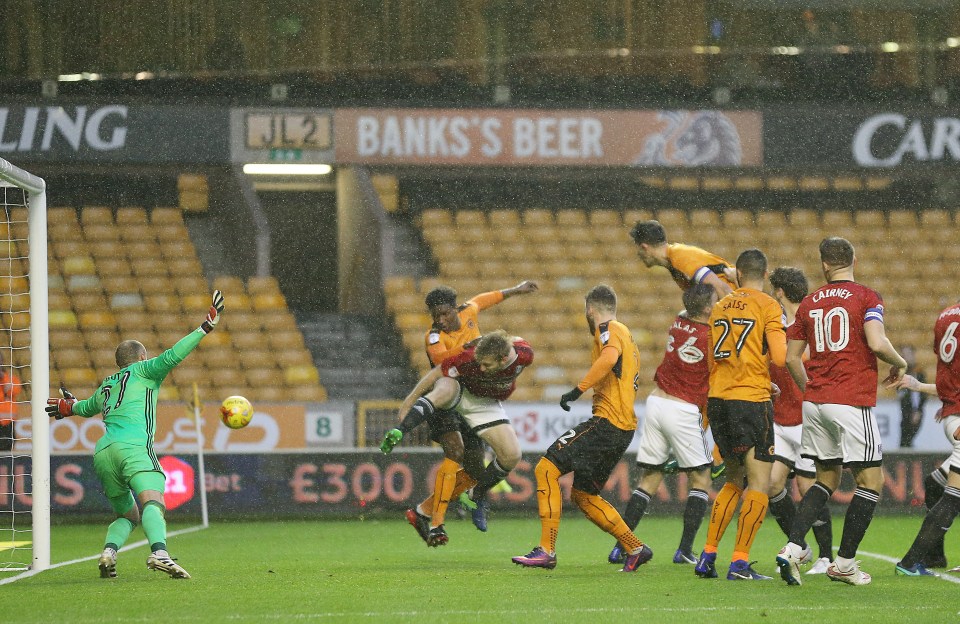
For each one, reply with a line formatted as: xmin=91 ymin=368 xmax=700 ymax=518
xmin=785 ymin=338 xmax=808 ymax=391
xmin=700 ymin=271 xmax=734 ymax=298
xmin=864 ymin=320 xmax=908 ymax=383
xmin=887 ymin=373 xmax=938 ymax=395
xmin=501 ymin=280 xmax=539 ymax=298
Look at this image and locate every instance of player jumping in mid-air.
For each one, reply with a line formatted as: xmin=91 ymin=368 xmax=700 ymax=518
xmin=607 ymin=283 xmax=716 ymax=566
xmin=381 ymin=281 xmax=538 ymax=531
xmin=45 ymin=290 xmax=225 ymax=579
xmin=393 ymin=330 xmax=532 ymax=547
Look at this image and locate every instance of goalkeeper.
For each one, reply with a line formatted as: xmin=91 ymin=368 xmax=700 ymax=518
xmin=46 ymin=290 xmax=225 ymax=580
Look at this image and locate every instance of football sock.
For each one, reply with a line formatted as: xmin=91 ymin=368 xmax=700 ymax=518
xmin=732 ymin=489 xmax=768 ymax=561
xmin=789 ymin=481 xmax=832 ymax=546
xmin=471 ymin=458 xmax=510 ymax=502
xmin=769 ymin=488 xmax=807 ymax=548
xmin=705 ymin=481 xmax=743 ymax=552
xmin=398 ymin=397 xmax=435 ymax=435
xmin=141 ymin=500 xmax=167 ymax=552
xmin=429 ymin=458 xmax=460 ymax=528
xmin=679 ymin=488 xmax=710 ymax=555
xmin=812 ymin=506 xmax=833 ymax=560
xmin=534 ymin=458 xmax=563 ymax=554
xmin=572 ymin=489 xmax=644 ymax=552
xmin=712 ymin=445 xmax=724 ymax=466
xmin=900 ymin=486 xmax=960 ymax=567
xmin=104 ymin=517 xmax=136 ymax=551
xmin=622 ymin=488 xmax=652 ymax=530
xmin=837 ymin=487 xmax=879 ymax=559
xmin=925 ymin=468 xmax=947 ymax=510
xmin=419 ymin=469 xmax=478 ymax=516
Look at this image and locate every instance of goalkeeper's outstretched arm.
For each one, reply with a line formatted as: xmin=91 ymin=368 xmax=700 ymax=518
xmin=140 ymin=290 xmax=225 ymax=381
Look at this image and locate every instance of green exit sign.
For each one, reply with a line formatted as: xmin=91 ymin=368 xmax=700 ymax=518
xmin=269 ymin=148 xmax=302 ymax=161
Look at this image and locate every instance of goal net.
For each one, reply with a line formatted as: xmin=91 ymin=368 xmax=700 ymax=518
xmin=0 ymin=158 xmax=48 ymax=574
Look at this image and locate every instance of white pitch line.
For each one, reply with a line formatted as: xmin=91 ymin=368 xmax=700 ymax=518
xmin=0 ymin=523 xmax=207 ymax=586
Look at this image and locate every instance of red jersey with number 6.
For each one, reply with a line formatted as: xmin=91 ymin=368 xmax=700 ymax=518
xmin=934 ymin=303 xmax=960 ymax=417
xmin=787 ymin=280 xmax=884 ymax=407
xmin=654 ymin=314 xmax=710 ymax=408
xmin=441 ymin=339 xmax=534 ymax=400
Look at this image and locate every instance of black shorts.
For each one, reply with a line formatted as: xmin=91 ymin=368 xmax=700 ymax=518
xmin=706 ymin=397 xmax=774 ymax=463
xmin=545 ymin=416 xmax=634 ymax=495
xmin=428 ymin=408 xmax=482 ymax=449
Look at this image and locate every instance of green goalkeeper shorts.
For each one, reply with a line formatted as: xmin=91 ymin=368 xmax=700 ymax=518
xmin=93 ymin=442 xmax=166 ymax=507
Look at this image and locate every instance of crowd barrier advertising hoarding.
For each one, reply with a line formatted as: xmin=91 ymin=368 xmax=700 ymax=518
xmin=1 ymin=452 xmax=948 ymax=518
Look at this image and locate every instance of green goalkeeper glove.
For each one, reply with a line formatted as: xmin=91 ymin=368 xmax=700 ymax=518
xmin=200 ymin=290 xmax=225 ymax=334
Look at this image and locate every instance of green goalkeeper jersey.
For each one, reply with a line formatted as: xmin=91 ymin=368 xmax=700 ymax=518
xmin=73 ymin=328 xmax=205 ymax=453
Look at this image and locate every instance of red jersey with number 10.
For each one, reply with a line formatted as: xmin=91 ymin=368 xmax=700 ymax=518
xmin=934 ymin=304 xmax=960 ymax=418
xmin=787 ymin=280 xmax=884 ymax=407
xmin=654 ymin=315 xmax=710 ymax=408
xmin=441 ymin=339 xmax=534 ymax=400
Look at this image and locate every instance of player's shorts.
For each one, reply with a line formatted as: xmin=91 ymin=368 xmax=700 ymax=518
xmin=636 ymin=394 xmax=711 ymax=470
xmin=451 ymin=385 xmax=510 ymax=434
xmin=940 ymin=413 xmax=960 ymax=475
xmin=773 ymin=422 xmax=815 ymax=478
xmin=800 ymin=402 xmax=882 ymax=468
xmin=545 ymin=416 xmax=634 ymax=495
xmin=93 ymin=442 xmax=166 ymax=513
xmin=427 ymin=408 xmax=481 ymax=449
xmin=706 ymin=398 xmax=774 ymax=463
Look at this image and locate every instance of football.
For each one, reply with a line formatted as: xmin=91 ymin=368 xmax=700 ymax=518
xmin=220 ymin=395 xmax=254 ymax=429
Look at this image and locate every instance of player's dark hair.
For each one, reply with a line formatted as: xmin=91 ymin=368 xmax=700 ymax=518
xmin=629 ymin=220 xmax=667 ymax=246
xmin=819 ymin=237 xmax=854 ymax=268
xmin=769 ymin=267 xmax=809 ymax=304
xmin=736 ymin=248 xmax=767 ymax=280
xmin=682 ymin=283 xmax=716 ymax=317
xmin=475 ymin=330 xmax=511 ymax=361
xmin=115 ymin=340 xmax=146 ymax=368
xmin=425 ymin=286 xmax=457 ymax=310
xmin=586 ymin=284 xmax=618 ymax=311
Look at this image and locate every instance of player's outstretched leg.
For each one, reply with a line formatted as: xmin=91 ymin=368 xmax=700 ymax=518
xmin=98 ymin=547 xmax=117 ymax=579
xmin=146 ymin=549 xmax=191 ymax=579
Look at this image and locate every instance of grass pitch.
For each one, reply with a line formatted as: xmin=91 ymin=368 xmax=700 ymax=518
xmin=2 ymin=514 xmax=958 ymax=623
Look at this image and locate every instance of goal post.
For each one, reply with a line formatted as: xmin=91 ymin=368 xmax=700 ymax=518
xmin=0 ymin=157 xmax=48 ymax=573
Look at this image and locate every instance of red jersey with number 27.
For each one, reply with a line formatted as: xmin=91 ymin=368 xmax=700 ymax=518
xmin=787 ymin=280 xmax=884 ymax=407
xmin=441 ymin=339 xmax=534 ymax=400
xmin=654 ymin=315 xmax=710 ymax=408
xmin=934 ymin=304 xmax=960 ymax=417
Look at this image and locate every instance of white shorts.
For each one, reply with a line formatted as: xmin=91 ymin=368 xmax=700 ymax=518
xmin=636 ymin=394 xmax=711 ymax=469
xmin=452 ymin=386 xmax=510 ymax=433
xmin=800 ymin=402 xmax=882 ymax=467
xmin=941 ymin=414 xmax=960 ymax=475
xmin=774 ymin=422 xmax=816 ymax=476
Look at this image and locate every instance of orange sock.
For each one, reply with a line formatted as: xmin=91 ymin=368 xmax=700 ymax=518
xmin=534 ymin=458 xmax=562 ymax=554
xmin=712 ymin=445 xmax=724 ymax=467
xmin=732 ymin=489 xmax=768 ymax=562
xmin=572 ymin=489 xmax=644 ymax=552
xmin=704 ymin=481 xmax=743 ymax=552
xmin=419 ymin=469 xmax=478 ymax=516
xmin=429 ymin=458 xmax=460 ymax=528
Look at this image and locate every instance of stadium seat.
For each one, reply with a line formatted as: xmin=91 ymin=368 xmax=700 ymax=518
xmin=125 ymin=241 xmax=162 ymax=258
xmin=888 ymin=210 xmax=917 ymax=228
xmin=143 ymin=294 xmax=181 ymax=313
xmin=49 ymin=223 xmax=79 ymax=243
xmin=246 ymin=367 xmax=285 ymax=388
xmin=80 ymin=206 xmax=113 ymax=226
xmin=623 ymin=209 xmax=654 ymax=226
xmin=247 ymin=275 xmax=282 ymax=295
xmin=79 ymin=311 xmax=118 ymax=331
xmin=60 ymin=367 xmax=99 ymax=388
xmin=61 ymin=255 xmax=97 ymax=276
xmin=71 ymin=291 xmax=108 ymax=313
xmin=150 ymin=207 xmax=185 ymax=225
xmin=48 ymin=207 xmax=78 ymax=226
xmin=489 ymin=210 xmax=521 ymax=227
xmin=66 ymin=275 xmax=102 ymax=292
xmin=455 ymin=211 xmax=487 ymax=228
xmin=274 ymin=348 xmax=313 ymax=369
xmin=116 ymin=207 xmax=148 ymax=224
xmin=251 ymin=292 xmax=287 ymax=311
xmin=213 ymin=275 xmax=246 ymax=295
xmin=101 ymin=275 xmax=140 ymax=295
xmin=269 ymin=331 xmax=306 ymax=350
xmin=96 ymin=257 xmax=132 ymax=276
xmin=288 ymin=385 xmax=327 ymax=402
xmin=420 ymin=209 xmax=453 ymax=228
xmin=284 ymin=364 xmax=320 ymax=386
xmin=130 ymin=258 xmax=169 ymax=278
xmin=523 ymin=209 xmax=553 ymax=226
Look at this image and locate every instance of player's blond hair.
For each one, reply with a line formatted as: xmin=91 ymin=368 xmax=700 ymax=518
xmin=475 ymin=330 xmax=511 ymax=361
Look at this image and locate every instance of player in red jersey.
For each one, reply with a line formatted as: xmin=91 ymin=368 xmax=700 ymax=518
xmin=606 ymin=283 xmax=716 ymax=566
xmin=776 ymin=237 xmax=907 ymax=587
xmin=395 ymin=330 xmax=532 ymax=546
xmin=765 ymin=267 xmax=834 ymax=576
xmin=888 ymin=301 xmax=960 ymax=576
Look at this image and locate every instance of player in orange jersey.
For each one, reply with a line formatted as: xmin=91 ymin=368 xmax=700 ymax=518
xmin=512 ymin=285 xmax=652 ymax=572
xmin=381 ymin=281 xmax=537 ymax=532
xmin=694 ymin=248 xmax=786 ymax=581
xmin=631 ymin=218 xmax=733 ymax=478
